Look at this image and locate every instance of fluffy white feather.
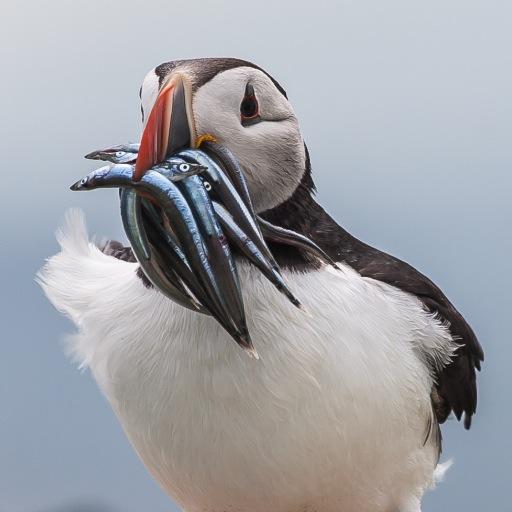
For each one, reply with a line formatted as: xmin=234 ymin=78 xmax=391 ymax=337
xmin=140 ymin=69 xmax=160 ymax=127
xmin=38 ymin=210 xmax=457 ymax=512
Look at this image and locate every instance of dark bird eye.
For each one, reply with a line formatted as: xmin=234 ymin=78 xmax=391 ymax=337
xmin=241 ymin=96 xmax=258 ymax=118
xmin=240 ymin=84 xmax=260 ymax=126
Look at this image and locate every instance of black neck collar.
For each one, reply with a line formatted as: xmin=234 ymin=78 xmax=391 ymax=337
xmin=260 ymin=145 xmax=369 ymax=270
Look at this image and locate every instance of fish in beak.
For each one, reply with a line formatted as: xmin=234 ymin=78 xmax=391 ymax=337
xmin=70 ymin=162 xmax=256 ymax=355
xmin=84 ymin=143 xmax=140 ymax=164
xmin=131 ymin=73 xmax=258 ymax=353
xmin=120 ymin=188 xmax=207 ymax=313
xmin=75 ymin=72 xmax=338 ymax=355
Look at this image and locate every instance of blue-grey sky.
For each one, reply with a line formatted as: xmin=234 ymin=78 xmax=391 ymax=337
xmin=2 ymin=1 xmax=510 ymax=510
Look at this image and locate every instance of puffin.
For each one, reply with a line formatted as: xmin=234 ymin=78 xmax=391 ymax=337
xmin=40 ymin=58 xmax=483 ymax=512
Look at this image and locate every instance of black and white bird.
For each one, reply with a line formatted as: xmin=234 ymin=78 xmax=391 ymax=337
xmin=40 ymin=58 xmax=483 ymax=512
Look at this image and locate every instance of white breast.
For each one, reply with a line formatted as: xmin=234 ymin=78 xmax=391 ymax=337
xmin=39 ymin=211 xmax=456 ymax=512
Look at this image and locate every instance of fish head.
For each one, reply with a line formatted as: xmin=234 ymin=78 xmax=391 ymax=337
xmin=70 ymin=164 xmax=133 ymax=191
xmin=84 ymin=146 xmax=137 ymax=164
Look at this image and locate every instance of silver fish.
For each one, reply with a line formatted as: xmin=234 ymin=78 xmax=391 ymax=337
xmin=178 ymin=149 xmax=280 ymax=272
xmin=85 ymin=143 xmax=140 ymax=164
xmin=257 ymin=217 xmax=341 ymax=270
xmin=70 ymin=162 xmax=205 ymax=190
xmin=71 ymin=165 xmax=207 ymax=312
xmin=213 ymin=201 xmax=302 ymax=309
xmin=84 ymin=143 xmax=339 ymax=270
xmin=158 ymin=158 xmax=250 ymax=349
xmin=120 ymin=189 xmax=205 ymax=312
xmin=71 ymin=164 xmax=254 ymax=352
xmin=201 ymin=141 xmax=255 ymax=219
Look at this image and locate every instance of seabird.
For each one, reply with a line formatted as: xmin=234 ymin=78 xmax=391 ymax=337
xmin=39 ymin=58 xmax=483 ymax=512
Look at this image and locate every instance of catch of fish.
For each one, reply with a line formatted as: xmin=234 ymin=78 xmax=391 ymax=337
xmin=72 ymin=141 xmax=338 ymax=356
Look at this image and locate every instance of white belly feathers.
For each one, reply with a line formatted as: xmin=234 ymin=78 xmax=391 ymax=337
xmin=39 ymin=210 xmax=456 ymax=512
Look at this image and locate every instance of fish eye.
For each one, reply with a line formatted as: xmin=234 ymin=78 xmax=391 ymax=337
xmin=115 ymin=151 xmax=125 ymax=157
xmin=80 ymin=177 xmax=87 ymax=185
xmin=203 ymin=181 xmax=212 ymax=191
xmin=240 ymin=83 xmax=260 ymax=126
xmin=179 ymin=163 xmax=190 ymax=172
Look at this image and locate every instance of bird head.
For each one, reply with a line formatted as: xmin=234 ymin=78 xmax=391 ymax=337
xmin=136 ymin=58 xmax=307 ymax=213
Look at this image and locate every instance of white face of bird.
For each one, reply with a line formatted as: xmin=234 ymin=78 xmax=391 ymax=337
xmin=138 ymin=61 xmax=306 ymax=213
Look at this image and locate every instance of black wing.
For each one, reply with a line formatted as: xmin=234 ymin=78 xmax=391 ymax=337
xmin=354 ymin=252 xmax=484 ymax=429
xmin=260 ymin=182 xmax=484 ymax=430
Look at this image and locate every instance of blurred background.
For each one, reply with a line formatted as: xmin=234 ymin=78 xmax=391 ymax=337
xmin=1 ymin=0 xmax=510 ymax=510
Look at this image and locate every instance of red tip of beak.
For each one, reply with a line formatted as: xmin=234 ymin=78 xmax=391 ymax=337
xmin=133 ymin=79 xmax=175 ymax=181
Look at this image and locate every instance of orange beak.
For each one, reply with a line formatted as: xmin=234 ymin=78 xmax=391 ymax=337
xmin=134 ymin=75 xmax=194 ymax=181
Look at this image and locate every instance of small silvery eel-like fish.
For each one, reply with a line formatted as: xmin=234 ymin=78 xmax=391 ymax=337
xmin=139 ymin=170 xmax=253 ymax=351
xmin=158 ymin=158 xmax=250 ymax=347
xmin=138 ymin=199 xmax=210 ymax=313
xmin=196 ymin=143 xmax=336 ymax=271
xmin=75 ymin=144 xmax=340 ymax=356
xmin=71 ymin=164 xmax=209 ymax=312
xmin=85 ymin=143 xmax=141 ymax=164
xmin=70 ymin=161 xmax=206 ymax=191
xmin=71 ymin=163 xmax=254 ymax=353
xmin=83 ymin=143 xmax=342 ymax=271
xmin=201 ymin=141 xmax=256 ymax=220
xmin=213 ymin=201 xmax=302 ymax=309
xmin=70 ymin=163 xmax=134 ymax=190
xmin=178 ymin=149 xmax=280 ymax=272
xmin=120 ymin=189 xmax=204 ymax=312
xmin=257 ymin=217 xmax=341 ymax=270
